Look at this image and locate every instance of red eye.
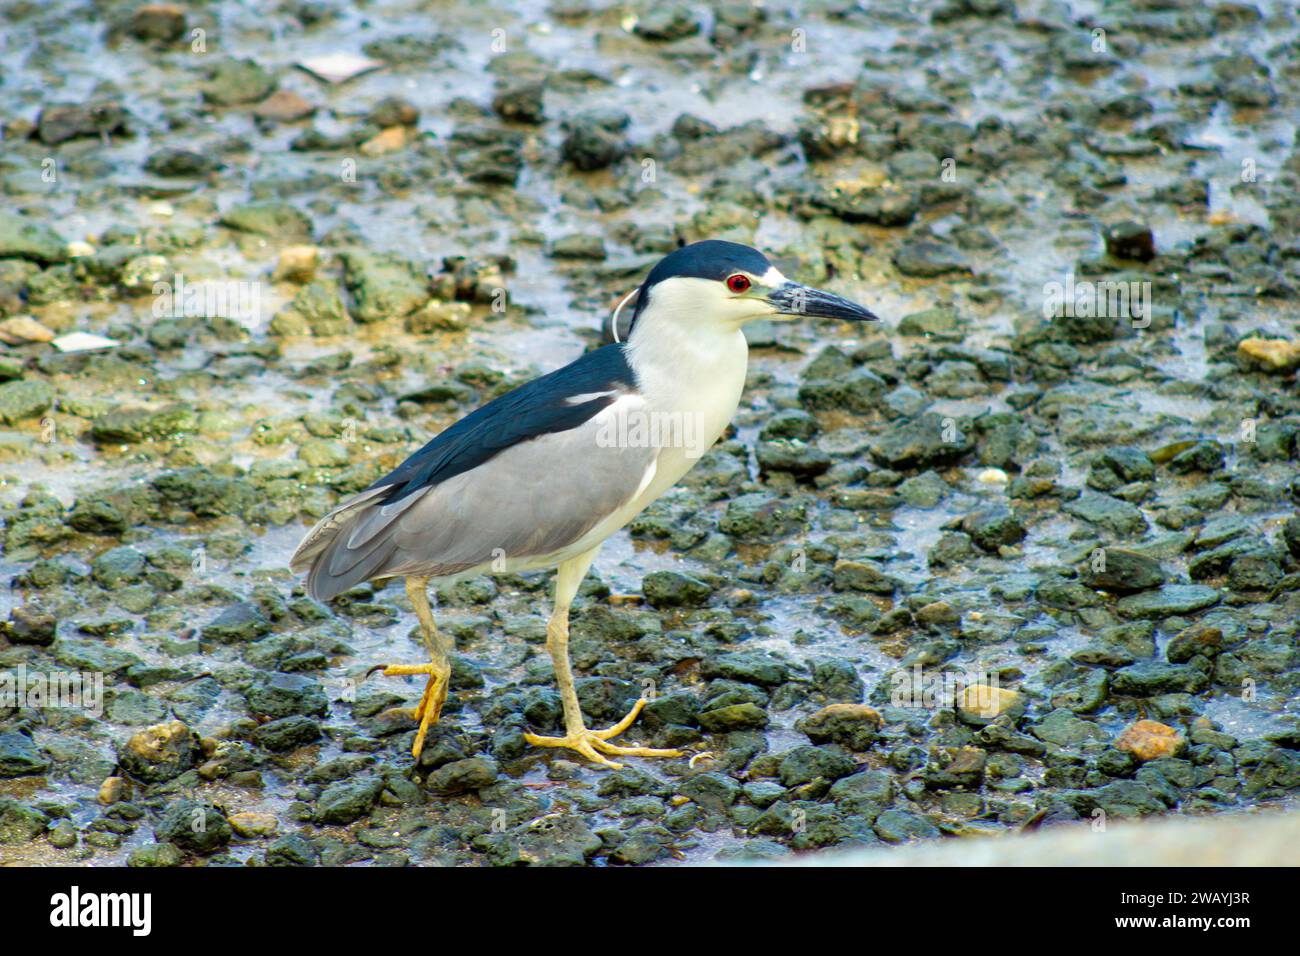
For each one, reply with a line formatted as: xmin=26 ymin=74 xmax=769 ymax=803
xmin=726 ymin=274 xmax=751 ymax=293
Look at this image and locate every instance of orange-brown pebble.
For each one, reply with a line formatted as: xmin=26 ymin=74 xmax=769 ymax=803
xmin=813 ymin=702 xmax=884 ymax=728
xmin=1115 ymin=719 xmax=1184 ymax=761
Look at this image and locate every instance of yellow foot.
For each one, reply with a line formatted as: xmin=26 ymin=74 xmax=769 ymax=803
xmin=368 ymin=662 xmax=450 ymax=761
xmin=524 ymin=698 xmax=683 ymax=769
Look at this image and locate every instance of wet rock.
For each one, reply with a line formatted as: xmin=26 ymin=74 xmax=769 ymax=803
xmin=252 ymin=715 xmax=322 ymax=752
xmin=1050 ymin=668 xmax=1109 ymax=714
xmin=867 ymin=412 xmax=969 ymax=468
xmin=798 ymin=367 xmax=888 ymax=414
xmin=1087 ymin=446 xmax=1154 ymax=491
xmin=449 ymin=125 xmax=524 ymax=184
xmin=0 ymin=212 xmax=69 ymax=265
xmin=1167 ymin=440 xmax=1224 ymax=474
xmin=778 ymin=745 xmax=856 ymax=787
xmin=811 ymin=660 xmax=864 ymax=702
xmin=679 ymin=772 xmax=741 ymax=811
xmin=928 ymin=531 xmax=975 ymax=568
xmin=634 ymin=6 xmax=699 ymax=41
xmin=253 ymin=89 xmax=317 ymax=123
xmin=202 ymin=57 xmax=277 ymax=106
xmin=548 ymin=234 xmax=606 ymax=260
xmin=48 ymin=819 xmax=78 ymax=849
xmin=316 ymin=776 xmax=383 ymax=824
xmin=873 ymin=808 xmax=940 ymax=843
xmin=760 ymin=409 xmax=819 ymax=442
xmin=90 ymin=404 xmax=198 ymax=444
xmin=1237 ymin=337 xmax=1300 ymax=373
xmin=0 ymin=797 xmax=49 ymax=844
xmin=1115 ymin=585 xmax=1219 ymax=620
xmin=1062 ymin=493 xmax=1147 ymax=537
xmin=718 ymin=493 xmax=806 ymax=540
xmin=961 ymin=506 xmax=1026 ymax=551
xmin=1031 ymin=708 xmax=1106 ymax=748
xmin=1087 ymin=780 xmax=1169 ymax=818
xmin=832 ymin=559 xmax=898 ymax=595
xmin=91 ymin=546 xmax=146 ymax=589
xmin=1111 ymin=662 xmax=1209 ymax=696
xmin=220 ymin=202 xmax=313 ymax=242
xmin=425 ymin=757 xmax=499 ymax=794
xmin=815 ymin=179 xmax=918 ymax=226
xmin=892 ymin=239 xmax=967 ymax=277
xmin=797 ymin=703 xmax=882 ymax=750
xmin=701 ymin=651 xmax=788 ymax=686
xmin=366 ymin=97 xmax=419 ymax=128
xmin=756 ymin=439 xmax=832 ymax=477
xmin=145 ymin=148 xmax=222 ymax=177
xmin=492 ymin=81 xmax=545 ymax=124
xmin=1165 ymin=624 xmax=1221 ymax=664
xmin=1080 ymin=547 xmax=1166 ymax=593
xmin=898 ymin=307 xmax=963 ymax=339
xmin=1114 ymin=720 xmax=1184 ymax=762
xmin=155 ymin=800 xmax=232 ymax=853
xmin=489 ymin=815 xmax=602 ymax=866
xmin=128 ymin=842 xmax=184 ymax=867
xmin=67 ymin=496 xmax=128 ymax=535
xmin=272 ymin=280 xmax=350 ymax=336
xmin=0 ymin=379 xmax=55 ymax=424
xmin=697 ymin=702 xmax=768 ymax=732
xmin=1104 ymin=221 xmax=1156 ymax=261
xmin=0 ymin=730 xmax=49 ymax=778
xmin=1189 ymin=538 xmax=1283 ymax=591
xmin=827 ymin=769 xmax=893 ymax=817
xmin=1213 ymin=52 xmax=1275 ymax=107
xmin=35 ymin=101 xmax=129 ymax=145
xmin=228 ymin=812 xmax=278 ymax=838
xmin=296 ymin=439 xmax=348 ymax=470
xmin=245 ymin=673 xmax=329 ymax=719
xmin=1281 ymin=517 xmax=1300 ymax=560
xmin=341 ymin=250 xmax=429 ymax=322
xmin=0 ymin=316 xmax=55 ymax=345
xmin=561 ymin=112 xmax=628 ymax=170
xmin=266 ymin=833 xmax=321 ymax=866
xmin=609 ymin=825 xmax=676 ymax=864
xmin=3 ymin=605 xmax=57 ymax=645
xmin=923 ymin=746 xmax=986 ymax=789
xmin=54 ymin=638 xmax=140 ymax=673
xmin=126 ymin=4 xmax=187 ymax=43
xmin=642 ymin=570 xmax=713 ymax=607
xmin=118 ymin=721 xmax=201 ymax=783
xmin=957 ymin=685 xmax=1023 ymax=725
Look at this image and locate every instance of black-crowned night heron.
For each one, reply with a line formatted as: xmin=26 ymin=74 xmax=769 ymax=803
xmin=290 ymin=240 xmax=878 ymax=767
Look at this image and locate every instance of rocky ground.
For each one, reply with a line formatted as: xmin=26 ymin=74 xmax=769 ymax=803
xmin=0 ymin=0 xmax=1298 ymax=867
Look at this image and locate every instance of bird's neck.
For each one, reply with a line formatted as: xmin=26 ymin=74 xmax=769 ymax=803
xmin=624 ymin=305 xmax=749 ymax=442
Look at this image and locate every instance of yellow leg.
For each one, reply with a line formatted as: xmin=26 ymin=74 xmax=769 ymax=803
xmin=369 ymin=576 xmax=451 ymax=761
xmin=523 ymin=551 xmax=682 ymax=770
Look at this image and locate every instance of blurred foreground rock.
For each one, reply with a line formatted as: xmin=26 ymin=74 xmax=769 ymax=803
xmin=768 ymin=811 xmax=1299 ymax=866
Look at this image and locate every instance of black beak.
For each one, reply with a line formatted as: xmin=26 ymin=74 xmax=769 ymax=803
xmin=767 ymin=282 xmax=879 ymax=322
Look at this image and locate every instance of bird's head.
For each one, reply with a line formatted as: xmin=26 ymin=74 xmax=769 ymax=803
xmin=619 ymin=239 xmax=878 ymax=341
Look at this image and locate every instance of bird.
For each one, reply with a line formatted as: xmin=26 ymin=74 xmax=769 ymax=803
xmin=289 ymin=239 xmax=878 ymax=768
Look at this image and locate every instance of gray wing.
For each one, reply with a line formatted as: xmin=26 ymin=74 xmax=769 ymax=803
xmin=292 ymin=416 xmax=657 ymax=601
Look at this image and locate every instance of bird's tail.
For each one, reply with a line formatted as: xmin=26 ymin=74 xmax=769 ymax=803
xmin=289 ymin=486 xmax=398 ymax=602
